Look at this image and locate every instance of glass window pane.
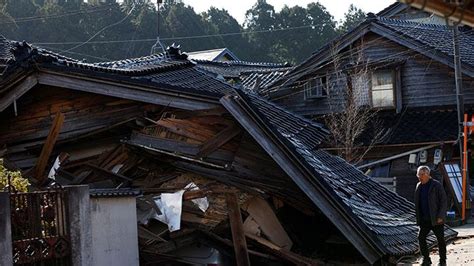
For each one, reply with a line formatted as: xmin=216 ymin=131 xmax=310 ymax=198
xmin=372 ymin=90 xmax=394 ymax=107
xmin=371 ymin=70 xmax=394 ymax=107
xmin=444 ymin=163 xmax=463 ymax=203
xmin=372 ymin=70 xmax=393 ymax=86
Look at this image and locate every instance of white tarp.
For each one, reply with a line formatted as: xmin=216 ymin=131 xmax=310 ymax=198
xmin=153 ymin=190 xmax=185 ymax=232
xmin=152 ymin=182 xmax=209 ymax=232
xmin=185 ymin=182 xmax=209 ymax=212
xmin=47 ymin=156 xmax=61 ymax=180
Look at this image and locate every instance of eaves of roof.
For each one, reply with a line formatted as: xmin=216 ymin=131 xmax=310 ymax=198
xmin=370 ymin=20 xmax=474 ymax=77
xmin=37 ymin=63 xmax=226 ymax=100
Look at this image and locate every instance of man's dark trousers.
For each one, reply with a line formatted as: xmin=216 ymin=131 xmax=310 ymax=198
xmin=418 ymin=220 xmax=446 ymax=261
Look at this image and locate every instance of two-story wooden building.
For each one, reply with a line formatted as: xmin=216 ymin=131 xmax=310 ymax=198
xmin=265 ymin=7 xmax=474 ymax=205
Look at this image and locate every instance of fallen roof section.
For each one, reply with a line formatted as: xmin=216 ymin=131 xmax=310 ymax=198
xmin=221 ymin=90 xmax=457 ymax=263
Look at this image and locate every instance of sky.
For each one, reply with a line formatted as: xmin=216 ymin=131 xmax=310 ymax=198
xmin=181 ymin=0 xmax=396 ymax=24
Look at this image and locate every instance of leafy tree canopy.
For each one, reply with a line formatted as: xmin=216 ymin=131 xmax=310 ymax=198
xmin=0 ymin=1 xmax=367 ymax=64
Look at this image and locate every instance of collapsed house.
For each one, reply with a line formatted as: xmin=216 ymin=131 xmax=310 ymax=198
xmin=0 ymin=36 xmax=457 ymax=264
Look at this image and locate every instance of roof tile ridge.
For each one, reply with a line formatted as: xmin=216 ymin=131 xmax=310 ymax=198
xmin=377 ymin=16 xmax=450 ymax=29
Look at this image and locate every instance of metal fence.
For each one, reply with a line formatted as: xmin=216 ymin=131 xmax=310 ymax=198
xmin=9 ymin=185 xmax=71 ymax=265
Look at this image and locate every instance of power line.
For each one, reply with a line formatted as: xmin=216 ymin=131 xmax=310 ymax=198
xmin=32 ymin=25 xmax=318 ymax=46
xmin=0 ymin=3 xmax=116 ymax=25
xmin=64 ymin=4 xmax=137 ymax=52
xmin=39 ymin=46 xmax=111 ymax=61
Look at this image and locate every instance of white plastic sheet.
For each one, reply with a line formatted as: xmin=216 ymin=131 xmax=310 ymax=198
xmin=47 ymin=156 xmax=61 ymax=180
xmin=152 ymin=182 xmax=209 ymax=232
xmin=185 ymin=182 xmax=209 ymax=212
xmin=153 ymin=190 xmax=185 ymax=232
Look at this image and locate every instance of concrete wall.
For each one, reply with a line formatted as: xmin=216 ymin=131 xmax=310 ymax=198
xmin=0 ymin=192 xmax=12 ymax=265
xmin=90 ymin=197 xmax=139 ymax=266
xmin=66 ymin=185 xmax=92 ymax=266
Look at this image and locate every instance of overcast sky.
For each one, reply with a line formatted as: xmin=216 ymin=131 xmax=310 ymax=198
xmin=181 ymin=0 xmax=396 ymax=24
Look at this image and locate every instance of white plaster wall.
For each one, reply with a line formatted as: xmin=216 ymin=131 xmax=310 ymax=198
xmin=90 ymin=197 xmax=139 ymax=266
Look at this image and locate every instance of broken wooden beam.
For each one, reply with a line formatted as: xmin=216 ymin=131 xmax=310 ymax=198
xmin=172 ymin=107 xmax=228 ymax=119
xmin=84 ymin=163 xmax=132 ymax=182
xmin=245 ymin=233 xmax=319 ymax=266
xmin=34 ymin=112 xmax=65 ymax=183
xmin=242 ymin=197 xmax=293 ymax=250
xmin=200 ymin=230 xmax=278 ymax=261
xmin=197 ymin=124 xmax=242 ymax=158
xmin=226 ymin=193 xmax=251 ymax=266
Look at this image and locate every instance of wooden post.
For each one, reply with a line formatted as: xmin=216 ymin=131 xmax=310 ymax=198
xmin=226 ymin=193 xmax=250 ymax=266
xmin=462 ymin=114 xmax=468 ymax=221
xmin=34 ymin=112 xmax=65 ymax=183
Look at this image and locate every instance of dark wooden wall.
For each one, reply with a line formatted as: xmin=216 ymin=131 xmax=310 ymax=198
xmin=365 ymin=145 xmax=454 ymax=202
xmin=272 ymin=33 xmax=474 ymax=116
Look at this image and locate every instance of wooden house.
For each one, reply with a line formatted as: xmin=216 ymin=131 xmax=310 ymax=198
xmin=264 ymin=9 xmax=474 ymax=204
xmin=0 ymin=37 xmax=456 ymax=264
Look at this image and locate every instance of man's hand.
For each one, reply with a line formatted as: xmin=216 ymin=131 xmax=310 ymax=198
xmin=436 ymin=218 xmax=443 ymax=224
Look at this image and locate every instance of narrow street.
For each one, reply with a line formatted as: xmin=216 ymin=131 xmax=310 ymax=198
xmin=407 ymin=224 xmax=474 ymax=265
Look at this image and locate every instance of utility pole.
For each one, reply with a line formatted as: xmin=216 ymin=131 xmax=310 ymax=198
xmin=454 ymin=25 xmax=464 ymax=139
xmin=453 ymin=24 xmax=470 ymax=221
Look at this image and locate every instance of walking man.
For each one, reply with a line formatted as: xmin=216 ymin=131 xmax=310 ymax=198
xmin=415 ymin=165 xmax=447 ymax=265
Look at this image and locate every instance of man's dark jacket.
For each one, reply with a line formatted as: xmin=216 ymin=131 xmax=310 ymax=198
xmin=414 ymin=178 xmax=448 ymax=226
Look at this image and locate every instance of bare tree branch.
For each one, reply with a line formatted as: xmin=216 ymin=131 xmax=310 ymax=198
xmin=323 ymin=41 xmax=389 ymax=164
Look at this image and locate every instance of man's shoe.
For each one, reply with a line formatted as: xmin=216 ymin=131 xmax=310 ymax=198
xmin=421 ymin=257 xmax=432 ymax=265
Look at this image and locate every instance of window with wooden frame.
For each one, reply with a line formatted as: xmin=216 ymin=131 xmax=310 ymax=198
xmin=303 ymin=76 xmax=327 ymax=100
xmin=440 ymin=162 xmax=463 ymax=213
xmin=370 ymin=69 xmax=396 ymax=108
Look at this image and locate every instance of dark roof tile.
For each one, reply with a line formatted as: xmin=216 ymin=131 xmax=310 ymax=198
xmin=376 ymin=17 xmax=474 ymax=67
xmin=234 ymin=91 xmax=457 ymax=257
xmin=195 ymin=59 xmax=291 ymax=78
xmin=90 ymin=188 xmax=141 ymax=198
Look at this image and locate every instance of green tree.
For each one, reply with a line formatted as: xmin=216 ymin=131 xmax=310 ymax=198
xmin=244 ymin=0 xmax=277 ymax=61
xmin=201 ymin=7 xmax=250 ymax=59
xmin=162 ymin=2 xmax=218 ymax=51
xmin=338 ymin=4 xmax=366 ymax=33
xmin=272 ymin=3 xmax=336 ymax=63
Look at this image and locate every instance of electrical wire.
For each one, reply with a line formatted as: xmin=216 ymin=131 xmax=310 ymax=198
xmin=32 ymin=24 xmax=319 ymax=46
xmin=64 ymin=4 xmax=137 ymax=52
xmin=39 ymin=45 xmax=111 ymax=61
xmin=0 ymin=3 xmax=116 ymax=25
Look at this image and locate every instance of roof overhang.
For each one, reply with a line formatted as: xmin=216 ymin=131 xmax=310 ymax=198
xmin=0 ymin=69 xmax=221 ymax=113
xmin=369 ymin=23 xmax=474 ymax=77
xmin=400 ymin=0 xmax=474 ymax=27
